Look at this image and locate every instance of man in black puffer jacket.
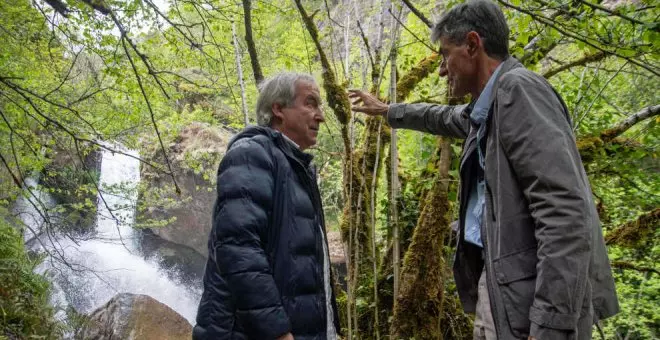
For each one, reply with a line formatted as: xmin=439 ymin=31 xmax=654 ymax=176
xmin=193 ymin=72 xmax=340 ymax=340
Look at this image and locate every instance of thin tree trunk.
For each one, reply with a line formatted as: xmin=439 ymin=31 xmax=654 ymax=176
xmin=343 ymin=2 xmax=352 ymax=80
xmin=232 ymin=23 xmax=249 ymax=127
xmin=389 ymin=32 xmax=401 ymax=306
xmin=241 ymin=0 xmax=264 ymax=85
xmin=369 ymin=120 xmax=383 ymax=340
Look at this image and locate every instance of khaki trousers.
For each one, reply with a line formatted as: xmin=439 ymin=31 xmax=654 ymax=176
xmin=473 ymin=268 xmax=497 ymax=340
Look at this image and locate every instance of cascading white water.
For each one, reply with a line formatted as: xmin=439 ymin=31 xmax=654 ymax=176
xmin=20 ymin=147 xmax=202 ymax=324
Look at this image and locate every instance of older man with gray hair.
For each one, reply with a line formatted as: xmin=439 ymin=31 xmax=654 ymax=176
xmin=193 ymin=72 xmax=339 ymax=340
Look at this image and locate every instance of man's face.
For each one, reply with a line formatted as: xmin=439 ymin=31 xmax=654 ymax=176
xmin=273 ymin=80 xmax=324 ymax=150
xmin=438 ymin=35 xmax=477 ymax=98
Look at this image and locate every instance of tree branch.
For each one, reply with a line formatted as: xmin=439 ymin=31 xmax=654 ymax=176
xmin=543 ymin=51 xmax=609 ymax=78
xmin=605 ymin=207 xmax=659 ymax=247
xmin=388 ymin=9 xmax=436 ymax=53
xmin=396 ymin=53 xmax=440 ymax=102
xmin=610 ymin=261 xmax=659 ymax=276
xmin=576 ymin=104 xmax=658 ymax=162
xmin=357 ymin=21 xmax=376 ymax=76
xmin=0 ymin=151 xmax=22 ymax=188
xmin=400 ymin=0 xmax=432 ymax=28
xmin=600 ymin=104 xmax=660 ymax=142
xmin=242 ymin=0 xmax=264 ymax=85
xmin=43 ymin=0 xmax=70 ymax=17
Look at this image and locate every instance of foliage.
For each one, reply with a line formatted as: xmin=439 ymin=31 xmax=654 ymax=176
xmin=0 ymin=209 xmax=62 ymax=339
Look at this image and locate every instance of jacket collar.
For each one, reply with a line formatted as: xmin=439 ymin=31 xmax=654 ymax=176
xmin=461 ymin=56 xmax=523 ymax=119
xmin=228 ymin=125 xmax=314 ymax=167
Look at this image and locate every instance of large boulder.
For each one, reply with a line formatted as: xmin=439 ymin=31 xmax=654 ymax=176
xmin=137 ymin=122 xmax=235 ymax=257
xmin=40 ymin=141 xmax=101 ymax=234
xmin=80 ymin=293 xmax=191 ymax=340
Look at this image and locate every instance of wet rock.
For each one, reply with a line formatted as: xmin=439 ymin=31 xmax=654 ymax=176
xmin=137 ymin=122 xmax=234 ymax=257
xmin=80 ymin=293 xmax=191 ymax=340
xmin=40 ymin=142 xmax=101 ymax=234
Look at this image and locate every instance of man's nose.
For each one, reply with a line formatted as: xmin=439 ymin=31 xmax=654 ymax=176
xmin=316 ymin=110 xmax=325 ymax=122
xmin=438 ymin=60 xmax=448 ymax=77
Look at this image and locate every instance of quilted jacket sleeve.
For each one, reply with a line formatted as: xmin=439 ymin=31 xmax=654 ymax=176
xmin=212 ymin=138 xmax=291 ymax=339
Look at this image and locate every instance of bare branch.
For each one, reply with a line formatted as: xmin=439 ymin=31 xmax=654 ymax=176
xmin=400 ymin=0 xmax=432 ymax=28
xmin=242 ymin=0 xmax=264 ymax=85
xmin=600 ymin=104 xmax=660 ymax=142
xmin=543 ymin=51 xmax=609 ymax=78
xmin=0 ymin=152 xmax=22 ymax=188
xmin=388 ymin=9 xmax=436 ymax=53
xmin=357 ymin=21 xmax=376 ymax=73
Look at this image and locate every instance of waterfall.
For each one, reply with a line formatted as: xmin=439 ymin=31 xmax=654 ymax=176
xmin=18 ymin=147 xmax=203 ymax=325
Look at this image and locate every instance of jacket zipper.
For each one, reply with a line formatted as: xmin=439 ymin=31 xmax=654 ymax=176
xmin=287 ymin=153 xmax=329 ymax=328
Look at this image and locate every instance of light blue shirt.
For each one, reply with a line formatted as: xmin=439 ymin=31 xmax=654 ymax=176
xmin=464 ymin=63 xmax=503 ymax=247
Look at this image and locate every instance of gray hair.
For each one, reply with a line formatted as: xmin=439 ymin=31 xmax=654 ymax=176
xmin=431 ymin=0 xmax=509 ymax=60
xmin=255 ymin=72 xmax=317 ymax=126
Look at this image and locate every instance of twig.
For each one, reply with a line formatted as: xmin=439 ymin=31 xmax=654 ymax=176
xmin=388 ymin=9 xmax=437 ymax=53
xmin=400 ymin=0 xmax=432 ymax=28
xmin=120 ymin=38 xmax=181 ymax=195
xmin=357 ymin=21 xmax=376 ymax=71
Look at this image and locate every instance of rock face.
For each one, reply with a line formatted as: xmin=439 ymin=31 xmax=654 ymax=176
xmin=80 ymin=293 xmax=191 ymax=340
xmin=138 ymin=122 xmax=234 ymax=257
xmin=40 ymin=142 xmax=101 ymax=234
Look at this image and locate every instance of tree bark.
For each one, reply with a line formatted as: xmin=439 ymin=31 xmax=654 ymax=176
xmin=390 ymin=138 xmax=452 ymax=339
xmin=242 ymin=0 xmax=264 ymax=86
xmin=231 ymin=23 xmax=250 ymax=127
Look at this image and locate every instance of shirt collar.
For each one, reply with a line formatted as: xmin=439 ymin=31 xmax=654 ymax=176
xmin=281 ymin=133 xmax=300 ymax=150
xmin=469 ymin=62 xmax=504 ymax=125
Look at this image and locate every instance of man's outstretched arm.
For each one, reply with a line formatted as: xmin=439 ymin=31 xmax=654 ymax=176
xmin=348 ymin=89 xmax=470 ymax=139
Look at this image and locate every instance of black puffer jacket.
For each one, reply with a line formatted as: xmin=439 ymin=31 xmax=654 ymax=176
xmin=193 ymin=126 xmax=340 ymax=340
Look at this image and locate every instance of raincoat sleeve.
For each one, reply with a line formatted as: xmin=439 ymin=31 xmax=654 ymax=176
xmin=387 ymin=102 xmax=470 ymax=138
xmin=211 ymin=139 xmax=291 ymax=339
xmin=497 ymin=70 xmax=592 ymax=340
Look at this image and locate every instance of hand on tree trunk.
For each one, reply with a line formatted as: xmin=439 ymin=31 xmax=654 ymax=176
xmin=348 ymin=89 xmax=389 ymax=116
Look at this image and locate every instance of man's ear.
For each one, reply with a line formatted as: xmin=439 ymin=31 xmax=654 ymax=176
xmin=466 ymin=31 xmax=481 ymax=57
xmin=272 ymin=102 xmax=285 ymax=121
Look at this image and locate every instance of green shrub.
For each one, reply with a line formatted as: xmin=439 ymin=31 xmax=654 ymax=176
xmin=0 ymin=214 xmax=63 ymax=339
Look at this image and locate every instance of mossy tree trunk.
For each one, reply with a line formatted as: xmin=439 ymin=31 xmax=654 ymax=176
xmin=390 ymin=137 xmax=453 ymax=339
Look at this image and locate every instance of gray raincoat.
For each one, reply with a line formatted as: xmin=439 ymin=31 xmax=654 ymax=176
xmin=387 ymin=57 xmax=618 ymax=339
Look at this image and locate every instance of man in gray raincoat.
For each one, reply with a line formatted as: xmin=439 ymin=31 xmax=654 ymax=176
xmin=349 ymin=1 xmax=619 ymax=339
